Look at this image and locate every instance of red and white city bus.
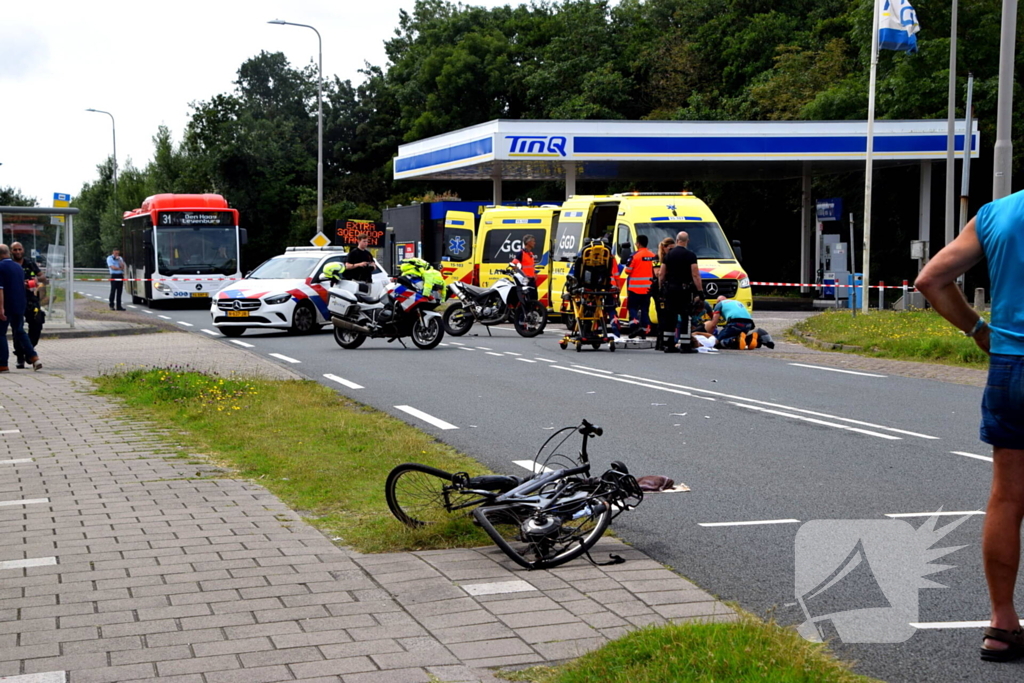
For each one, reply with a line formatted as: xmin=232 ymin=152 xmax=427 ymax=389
xmin=122 ymin=194 xmax=245 ymax=307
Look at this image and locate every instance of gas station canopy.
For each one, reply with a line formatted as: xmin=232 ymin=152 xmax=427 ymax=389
xmin=394 ymin=119 xmax=979 ymax=183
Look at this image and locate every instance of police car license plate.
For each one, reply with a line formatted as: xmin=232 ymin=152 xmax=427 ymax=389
xmin=226 ymin=311 xmax=249 ymax=318
xmin=191 ymin=292 xmax=209 ymax=298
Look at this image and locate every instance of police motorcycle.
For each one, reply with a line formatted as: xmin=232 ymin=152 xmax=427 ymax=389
xmin=326 ymin=258 xmax=446 ymax=350
xmin=442 ymin=263 xmax=548 ymax=338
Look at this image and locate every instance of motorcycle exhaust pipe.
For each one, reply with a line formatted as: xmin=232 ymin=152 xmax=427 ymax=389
xmin=331 ymin=317 xmax=373 ymax=335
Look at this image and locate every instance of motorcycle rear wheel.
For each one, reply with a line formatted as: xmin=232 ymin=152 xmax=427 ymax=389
xmin=333 ymin=324 xmax=366 ymax=349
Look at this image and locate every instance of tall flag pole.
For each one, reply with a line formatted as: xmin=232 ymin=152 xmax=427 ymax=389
xmin=862 ymin=0 xmax=920 ymax=312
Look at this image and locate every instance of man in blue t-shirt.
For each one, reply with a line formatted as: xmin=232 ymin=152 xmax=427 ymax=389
xmin=708 ymin=296 xmax=757 ymax=349
xmin=0 ymin=244 xmax=41 ymax=372
xmin=917 ymin=190 xmax=1024 ymax=662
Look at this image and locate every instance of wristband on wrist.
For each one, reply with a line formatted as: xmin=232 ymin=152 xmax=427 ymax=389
xmin=964 ymin=318 xmax=988 ymax=337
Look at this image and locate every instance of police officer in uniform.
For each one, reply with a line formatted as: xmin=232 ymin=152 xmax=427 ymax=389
xmin=10 ymin=243 xmax=46 ymax=369
xmin=658 ymin=231 xmax=703 ymax=353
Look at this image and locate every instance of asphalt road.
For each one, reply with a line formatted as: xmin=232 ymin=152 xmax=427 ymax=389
xmin=78 ymin=282 xmax=1016 ymax=682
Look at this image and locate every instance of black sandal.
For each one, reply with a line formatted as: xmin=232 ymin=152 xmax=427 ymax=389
xmin=980 ymin=626 xmax=1024 ymax=662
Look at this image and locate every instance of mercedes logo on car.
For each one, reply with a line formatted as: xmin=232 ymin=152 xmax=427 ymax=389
xmin=232 ymin=300 xmax=243 ymax=311
xmin=705 ymin=282 xmax=719 ymax=296
xmin=196 ymin=284 xmax=203 ymax=291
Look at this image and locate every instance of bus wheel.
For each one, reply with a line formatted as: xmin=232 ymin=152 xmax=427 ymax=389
xmin=132 ymin=295 xmax=143 ymax=305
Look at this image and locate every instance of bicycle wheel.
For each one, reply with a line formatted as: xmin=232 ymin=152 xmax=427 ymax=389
xmin=385 ymin=463 xmax=477 ymax=527
xmin=473 ymin=495 xmax=612 ymax=569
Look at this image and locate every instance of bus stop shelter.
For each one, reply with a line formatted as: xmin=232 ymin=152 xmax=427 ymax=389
xmin=394 ymin=119 xmax=979 ymax=287
xmin=0 ymin=205 xmax=79 ymax=327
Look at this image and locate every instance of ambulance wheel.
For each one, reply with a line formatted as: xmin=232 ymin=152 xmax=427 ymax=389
xmin=334 ymin=326 xmax=366 ymax=349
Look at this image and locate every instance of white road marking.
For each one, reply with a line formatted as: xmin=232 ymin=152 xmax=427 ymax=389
xmin=516 ymin=358 xmax=537 ymax=363
xmin=449 ymin=341 xmax=465 ymax=346
xmin=504 ymin=352 xmax=523 ymax=357
xmin=885 ymin=511 xmax=984 ymax=518
xmin=0 ymin=459 xmax=33 ymax=465
xmin=513 ymin=460 xmax=555 ymax=474
xmin=394 ymin=405 xmax=458 ymax=430
xmin=912 ymin=620 xmax=1021 ymax=629
xmin=486 ymin=352 xmax=504 ymax=357
xmin=699 ymin=519 xmax=801 ymax=528
xmin=127 ymin=305 xmax=137 ymax=309
xmin=571 ymin=365 xmax=613 ymax=374
xmin=475 ymin=346 xmax=492 ymax=351
xmin=554 ymin=366 xmax=706 ymax=400
xmin=158 ymin=315 xmax=171 ymax=320
xmin=1 ymin=429 xmax=21 ymax=435
xmin=458 ymin=346 xmax=475 ymax=351
xmin=269 ymin=353 xmax=301 ymax=364
xmin=0 ymin=498 xmax=49 ymax=508
xmin=439 ymin=343 xmax=449 ymax=347
xmin=324 ymin=374 xmax=364 ymax=390
xmin=0 ymin=557 xmax=57 ymax=571
xmin=0 ymin=672 xmax=67 ymax=683
xmin=730 ymin=403 xmax=901 ymax=440
xmin=952 ymin=450 xmax=993 ymax=462
xmin=535 ymin=358 xmax=556 ymax=363
xmin=176 ymin=321 xmax=194 ymax=327
xmin=201 ymin=329 xmax=219 ymax=336
xmin=143 ymin=310 xmax=155 ymax=315
xmin=463 ymin=580 xmax=537 ymax=596
xmin=617 ymin=373 xmax=937 ymax=439
xmin=229 ymin=340 xmax=254 ymax=348
xmin=788 ymin=363 xmax=887 ymax=378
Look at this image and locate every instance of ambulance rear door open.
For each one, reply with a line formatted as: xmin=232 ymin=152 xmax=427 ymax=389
xmin=550 ymin=200 xmax=619 ymax=315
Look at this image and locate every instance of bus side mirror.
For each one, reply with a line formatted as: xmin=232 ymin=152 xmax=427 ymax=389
xmin=731 ymin=239 xmax=743 ymax=262
xmin=240 ymin=228 xmax=248 ymax=246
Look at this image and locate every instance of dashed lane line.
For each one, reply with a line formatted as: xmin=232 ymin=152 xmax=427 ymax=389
xmin=788 ymin=363 xmax=887 ymax=378
xmin=571 ymin=364 xmax=613 ymax=374
xmin=228 ymin=340 xmax=254 ymax=348
xmin=730 ymin=403 xmax=901 ymax=440
xmin=324 ymin=374 xmax=364 ymax=390
xmin=394 ymin=405 xmax=458 ymax=430
xmin=912 ymin=621 xmax=1020 ymax=629
xmin=458 ymin=347 xmax=475 ymax=351
xmin=475 ymin=346 xmax=493 ymax=351
xmin=157 ymin=315 xmax=172 ymax=320
xmin=486 ymin=352 xmax=504 ymax=357
xmin=143 ymin=310 xmax=155 ymax=315
xmin=269 ymin=353 xmax=301 ymax=364
xmin=201 ymin=329 xmax=219 ymax=336
xmin=516 ymin=358 xmax=537 ymax=363
xmin=176 ymin=321 xmax=194 ymax=327
xmin=504 ymin=352 xmax=523 ymax=356
xmin=952 ymin=450 xmax=993 ymax=462
xmin=885 ymin=510 xmax=984 ymax=518
xmin=699 ymin=519 xmax=801 ymax=528
xmin=535 ymin=358 xmax=556 ymax=363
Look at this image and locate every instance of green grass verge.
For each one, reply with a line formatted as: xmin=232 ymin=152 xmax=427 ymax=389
xmin=92 ymin=367 xmax=494 ymax=553
xmin=793 ymin=309 xmax=990 ymax=369
xmin=500 ymin=616 xmax=881 ymax=683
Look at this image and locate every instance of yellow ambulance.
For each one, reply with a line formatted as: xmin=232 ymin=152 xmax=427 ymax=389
xmin=548 ymin=193 xmax=751 ymax=321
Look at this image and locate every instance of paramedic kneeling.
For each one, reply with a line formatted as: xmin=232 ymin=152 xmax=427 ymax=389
xmin=708 ymin=296 xmax=757 ymax=349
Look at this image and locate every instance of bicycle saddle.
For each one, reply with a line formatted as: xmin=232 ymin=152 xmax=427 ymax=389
xmin=467 ymin=475 xmax=523 ymax=493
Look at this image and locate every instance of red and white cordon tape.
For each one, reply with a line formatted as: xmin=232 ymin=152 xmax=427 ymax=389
xmin=750 ymin=280 xmax=917 ymax=291
xmin=79 ymin=277 xmax=242 ymax=282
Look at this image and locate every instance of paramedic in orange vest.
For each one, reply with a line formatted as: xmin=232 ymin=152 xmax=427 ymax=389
xmin=623 ymin=235 xmax=656 ymax=337
xmin=511 ymin=234 xmax=537 ymax=285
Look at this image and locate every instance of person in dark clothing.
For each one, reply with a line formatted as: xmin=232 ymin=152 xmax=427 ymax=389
xmin=107 ymin=247 xmax=126 ymax=310
xmin=657 ymin=231 xmax=703 ymax=353
xmin=344 ymin=234 xmax=375 ymax=284
xmin=10 ymin=242 xmax=46 ymax=369
xmin=0 ymin=244 xmax=41 ymax=372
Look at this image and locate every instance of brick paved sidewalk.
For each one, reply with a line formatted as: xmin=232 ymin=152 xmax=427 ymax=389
xmin=0 ymin=334 xmax=736 ymax=683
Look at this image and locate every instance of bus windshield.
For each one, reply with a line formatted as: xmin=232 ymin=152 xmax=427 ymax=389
xmin=634 ymin=222 xmax=735 ymax=260
xmin=156 ymin=226 xmax=238 ymax=275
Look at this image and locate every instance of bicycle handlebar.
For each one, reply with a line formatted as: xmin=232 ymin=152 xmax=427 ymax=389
xmin=579 ymin=420 xmax=603 ymax=438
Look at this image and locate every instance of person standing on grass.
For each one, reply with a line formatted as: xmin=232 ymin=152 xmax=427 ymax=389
xmin=916 ymin=190 xmax=1024 ymax=662
xmin=0 ymin=244 xmax=42 ymax=372
xmin=107 ymin=247 xmax=127 ymax=310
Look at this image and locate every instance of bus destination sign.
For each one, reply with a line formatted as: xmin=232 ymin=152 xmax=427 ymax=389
xmin=158 ymin=211 xmax=234 ymax=226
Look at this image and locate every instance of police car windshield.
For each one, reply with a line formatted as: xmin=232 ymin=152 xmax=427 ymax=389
xmin=248 ymin=256 xmax=329 ymax=280
xmin=635 ymin=222 xmax=734 ymax=260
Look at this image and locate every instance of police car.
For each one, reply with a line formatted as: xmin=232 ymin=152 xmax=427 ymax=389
xmin=210 ymin=247 xmax=388 ymax=337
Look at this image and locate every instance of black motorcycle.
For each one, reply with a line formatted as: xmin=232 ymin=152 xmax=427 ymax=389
xmin=442 ymin=266 xmax=548 ymax=338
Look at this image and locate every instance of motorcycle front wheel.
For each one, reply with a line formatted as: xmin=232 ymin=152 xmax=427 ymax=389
xmin=442 ymin=302 xmax=474 ymax=336
xmin=514 ymin=301 xmax=548 ymax=338
xmin=333 ymin=323 xmax=366 ymax=349
xmin=411 ymin=315 xmax=444 ymax=349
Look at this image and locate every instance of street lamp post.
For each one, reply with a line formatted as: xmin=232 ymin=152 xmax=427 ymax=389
xmin=85 ymin=109 xmax=117 ymax=208
xmin=268 ymin=19 xmax=324 ymax=236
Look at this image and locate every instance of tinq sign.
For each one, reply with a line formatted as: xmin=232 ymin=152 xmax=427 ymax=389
xmin=506 ymin=135 xmax=568 ymax=157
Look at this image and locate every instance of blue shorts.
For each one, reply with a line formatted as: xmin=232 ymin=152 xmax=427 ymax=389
xmin=981 ymin=354 xmax=1024 ymax=449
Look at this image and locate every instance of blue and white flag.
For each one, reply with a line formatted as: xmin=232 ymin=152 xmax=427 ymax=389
xmin=878 ymin=0 xmax=920 ymax=53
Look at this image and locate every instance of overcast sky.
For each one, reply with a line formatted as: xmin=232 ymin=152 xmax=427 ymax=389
xmin=1 ymin=0 xmax=517 ymax=207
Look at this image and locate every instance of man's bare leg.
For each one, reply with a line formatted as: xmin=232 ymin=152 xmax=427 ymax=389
xmin=984 ymin=446 xmax=1024 ymax=650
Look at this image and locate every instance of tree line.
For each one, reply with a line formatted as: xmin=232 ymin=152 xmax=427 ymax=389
xmin=42 ymin=0 xmax=1024 ymax=283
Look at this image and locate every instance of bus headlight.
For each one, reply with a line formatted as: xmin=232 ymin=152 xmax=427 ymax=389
xmin=153 ymin=281 xmax=171 ymax=292
xmin=264 ymin=293 xmax=291 ymax=305
xmin=738 ymin=277 xmax=750 ymax=288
